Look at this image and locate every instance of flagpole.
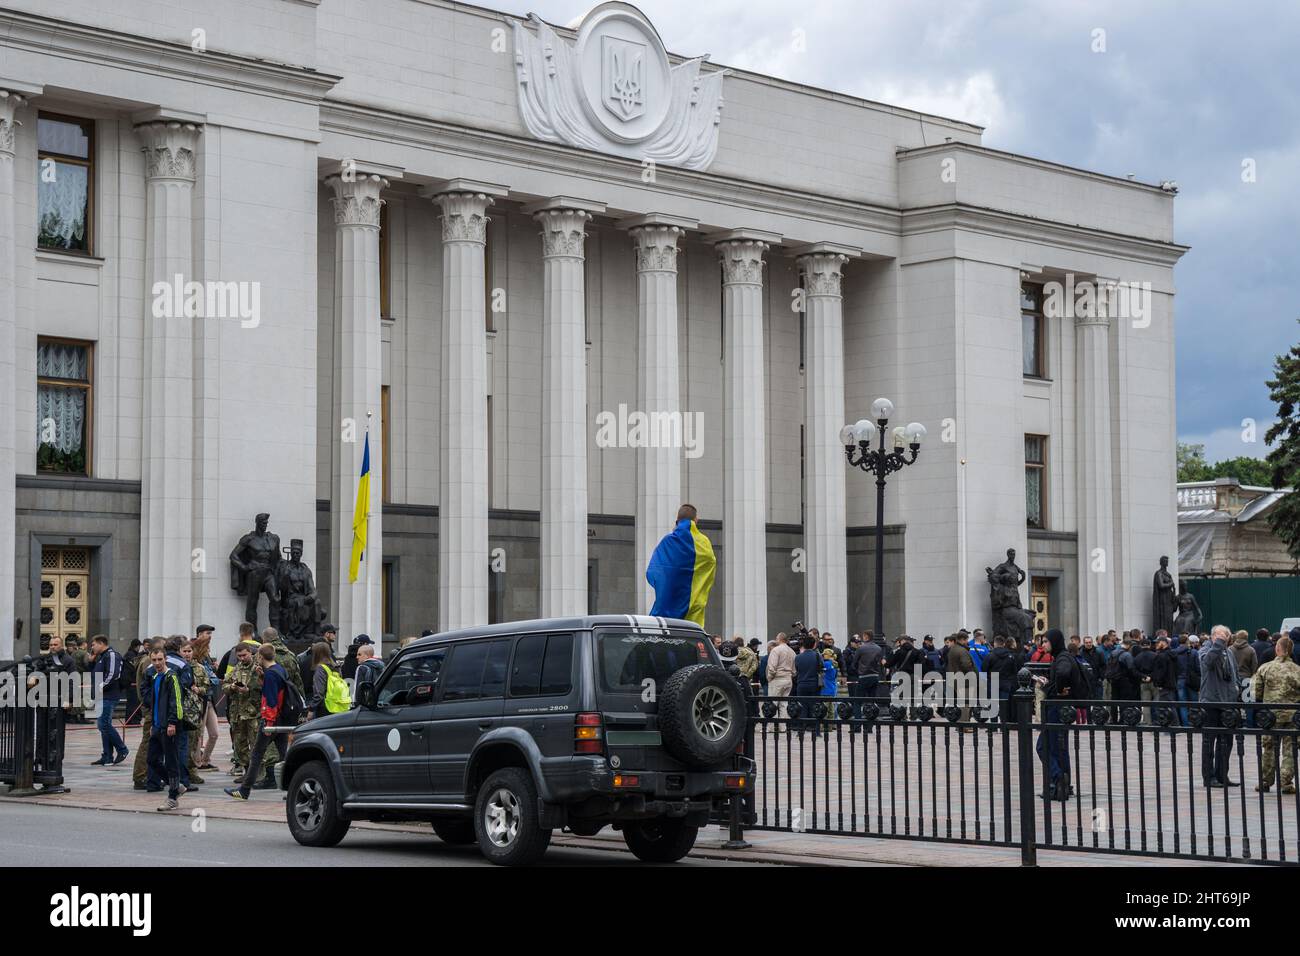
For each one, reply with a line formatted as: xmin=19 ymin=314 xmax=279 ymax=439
xmin=364 ymin=410 xmax=373 ymax=648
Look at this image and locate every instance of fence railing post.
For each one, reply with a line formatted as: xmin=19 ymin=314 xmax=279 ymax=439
xmin=1013 ymin=668 xmax=1038 ymax=866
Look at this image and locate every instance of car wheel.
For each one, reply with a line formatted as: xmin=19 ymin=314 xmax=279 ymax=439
xmin=622 ymin=818 xmax=698 ymax=863
xmin=432 ymin=817 xmax=477 ymax=845
xmin=658 ymin=664 xmax=747 ymax=767
xmin=473 ymin=767 xmax=552 ymax=866
xmin=285 ymin=760 xmax=350 ymax=848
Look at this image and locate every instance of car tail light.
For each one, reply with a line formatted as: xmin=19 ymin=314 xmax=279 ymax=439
xmin=612 ymin=774 xmax=640 ymax=788
xmin=725 ymin=774 xmax=746 ymax=789
xmin=574 ymin=712 xmax=604 ymax=755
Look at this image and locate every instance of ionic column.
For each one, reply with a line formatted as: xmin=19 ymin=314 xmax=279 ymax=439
xmin=622 ymin=215 xmax=696 ymax=614
xmin=326 ymin=166 xmax=392 ymax=641
xmin=527 ymin=198 xmax=605 ymax=617
xmin=136 ymin=113 xmax=203 ymax=635
xmin=716 ymin=231 xmax=778 ymax=644
xmin=1076 ymin=282 xmax=1116 ymax=635
xmin=797 ymin=244 xmax=854 ymax=643
xmin=0 ymin=82 xmax=40 ymax=660
xmin=432 ymin=181 xmax=506 ymax=630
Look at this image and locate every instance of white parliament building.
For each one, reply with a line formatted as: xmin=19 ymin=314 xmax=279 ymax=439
xmin=0 ymin=0 xmax=1187 ymax=659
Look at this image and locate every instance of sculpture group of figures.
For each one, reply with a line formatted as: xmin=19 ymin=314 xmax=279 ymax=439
xmin=985 ymin=548 xmax=1204 ymax=642
xmin=1152 ymin=554 xmax=1203 ymax=637
xmin=986 ymin=548 xmax=1036 ymax=643
xmin=228 ymin=513 xmax=328 ymax=641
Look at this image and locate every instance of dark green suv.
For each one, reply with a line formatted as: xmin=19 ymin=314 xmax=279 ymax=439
xmin=278 ymin=615 xmax=751 ymax=865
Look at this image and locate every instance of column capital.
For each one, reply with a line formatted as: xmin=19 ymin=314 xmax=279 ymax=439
xmin=534 ymin=208 xmax=593 ymax=258
xmin=712 ymin=229 xmax=780 ymax=286
xmin=1075 ymin=277 xmax=1119 ymax=328
xmin=626 ymin=221 xmax=689 ymax=274
xmin=134 ymin=114 xmax=204 ymax=183
xmin=0 ymin=81 xmax=41 ymax=156
xmin=425 ymin=182 xmax=507 ymax=245
xmin=324 ymin=172 xmax=389 ymax=228
xmin=790 ymin=247 xmax=852 ymax=295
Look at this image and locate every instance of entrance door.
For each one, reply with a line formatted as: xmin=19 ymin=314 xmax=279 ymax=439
xmin=39 ymin=547 xmax=90 ymax=649
xmin=1030 ymin=577 xmax=1050 ymax=640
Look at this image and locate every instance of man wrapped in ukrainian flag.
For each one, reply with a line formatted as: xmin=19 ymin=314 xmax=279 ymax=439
xmin=646 ymin=504 xmax=716 ymax=627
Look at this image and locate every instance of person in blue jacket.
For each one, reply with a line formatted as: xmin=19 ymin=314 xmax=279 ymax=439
xmin=819 ymin=649 xmax=839 ymax=732
xmin=137 ymin=647 xmax=183 ymax=811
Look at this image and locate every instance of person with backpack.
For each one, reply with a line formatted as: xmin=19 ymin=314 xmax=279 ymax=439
xmin=225 ymin=642 xmax=301 ymax=801
xmin=306 ymin=641 xmax=352 ymax=719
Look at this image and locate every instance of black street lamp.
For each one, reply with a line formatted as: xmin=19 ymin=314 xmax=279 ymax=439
xmin=842 ymin=398 xmax=926 ymax=639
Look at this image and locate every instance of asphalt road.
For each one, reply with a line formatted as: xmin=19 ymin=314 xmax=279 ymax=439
xmin=0 ymin=803 xmax=757 ymax=867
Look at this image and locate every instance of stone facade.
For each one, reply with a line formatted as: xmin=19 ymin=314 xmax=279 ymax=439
xmin=1 ymin=0 xmax=1185 ymax=658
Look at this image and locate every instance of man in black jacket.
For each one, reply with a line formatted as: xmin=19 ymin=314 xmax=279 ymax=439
xmin=88 ymin=635 xmax=129 ymax=766
xmin=852 ymin=633 xmax=885 ymax=720
xmin=983 ymin=636 xmax=1018 ymax=721
xmin=794 ymin=635 xmax=824 ymax=735
xmin=1037 ymin=629 xmax=1080 ymax=800
xmin=1252 ymin=629 xmax=1276 ymax=668
xmin=1151 ymin=638 xmax=1178 ymax=720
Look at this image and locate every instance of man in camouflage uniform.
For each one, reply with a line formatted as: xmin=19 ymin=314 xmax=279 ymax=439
xmin=132 ymin=638 xmax=164 ymax=789
xmin=1253 ymin=634 xmax=1300 ymax=794
xmin=222 ymin=642 xmax=275 ymax=780
xmin=263 ymin=627 xmax=305 ymax=696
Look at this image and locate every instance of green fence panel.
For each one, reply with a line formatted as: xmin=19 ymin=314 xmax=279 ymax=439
xmin=1183 ymin=576 xmax=1300 ymax=634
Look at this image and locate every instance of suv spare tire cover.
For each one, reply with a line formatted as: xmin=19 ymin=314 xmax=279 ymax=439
xmin=658 ymin=664 xmax=746 ymax=768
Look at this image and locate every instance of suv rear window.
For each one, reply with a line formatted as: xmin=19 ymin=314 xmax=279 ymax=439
xmin=509 ymin=633 xmax=574 ymax=698
xmin=598 ymin=632 xmax=710 ymax=694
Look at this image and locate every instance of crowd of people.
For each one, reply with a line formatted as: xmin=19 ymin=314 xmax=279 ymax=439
xmin=31 ymin=622 xmax=385 ymax=812
xmin=27 ymin=617 xmax=1300 ymax=813
xmin=708 ymin=622 xmax=1300 ymax=800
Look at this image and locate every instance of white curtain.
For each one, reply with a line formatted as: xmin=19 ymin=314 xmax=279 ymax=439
xmin=36 ymin=342 xmax=88 ymax=456
xmin=37 ymin=162 xmax=88 ymax=249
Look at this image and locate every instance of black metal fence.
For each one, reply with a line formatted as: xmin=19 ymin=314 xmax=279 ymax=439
xmin=0 ymin=659 xmax=69 ymax=795
xmin=741 ymin=673 xmax=1299 ymax=865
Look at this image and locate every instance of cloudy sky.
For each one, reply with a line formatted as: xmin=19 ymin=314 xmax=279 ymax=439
xmin=526 ymin=0 xmax=1299 ymax=463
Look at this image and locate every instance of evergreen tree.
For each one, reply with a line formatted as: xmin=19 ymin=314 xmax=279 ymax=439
xmin=1265 ymin=332 xmax=1300 ymax=557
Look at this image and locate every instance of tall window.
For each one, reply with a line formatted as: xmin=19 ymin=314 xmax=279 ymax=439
xmin=1021 ymin=282 xmax=1045 ymax=378
xmin=1025 ymin=434 xmax=1047 ymax=529
xmin=37 ymin=338 xmax=93 ymax=475
xmin=378 ymin=202 xmax=391 ymax=319
xmin=37 ymin=114 xmax=94 ymax=254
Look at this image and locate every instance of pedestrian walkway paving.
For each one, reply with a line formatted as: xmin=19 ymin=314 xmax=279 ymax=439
xmin=0 ymin=721 xmax=1242 ymax=866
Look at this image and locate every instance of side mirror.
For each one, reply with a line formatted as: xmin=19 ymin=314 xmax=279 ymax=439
xmin=357 ymin=682 xmax=377 ymax=709
xmin=406 ymin=682 xmax=437 ymax=707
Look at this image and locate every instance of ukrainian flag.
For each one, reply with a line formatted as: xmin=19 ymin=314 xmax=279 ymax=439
xmin=646 ymin=518 xmax=716 ymax=626
xmin=348 ymin=433 xmax=370 ymax=583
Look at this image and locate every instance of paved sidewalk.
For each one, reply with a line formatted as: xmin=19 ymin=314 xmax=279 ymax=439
xmin=0 ymin=720 xmax=1241 ymax=867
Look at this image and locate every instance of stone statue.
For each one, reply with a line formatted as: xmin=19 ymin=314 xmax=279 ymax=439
xmin=1152 ymin=555 xmax=1176 ymax=636
xmin=229 ymin=513 xmax=281 ymax=629
xmin=985 ymin=548 xmax=1027 ymax=641
xmin=1172 ymin=582 xmax=1203 ymax=638
xmin=272 ymin=538 xmax=327 ymax=643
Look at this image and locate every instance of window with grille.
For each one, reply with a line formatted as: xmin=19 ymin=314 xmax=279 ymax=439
xmin=37 ymin=114 xmax=94 ymax=254
xmin=37 ymin=338 xmax=93 ymax=475
xmin=1021 ymin=283 xmax=1046 ymax=378
xmin=1025 ymin=434 xmax=1047 ymax=529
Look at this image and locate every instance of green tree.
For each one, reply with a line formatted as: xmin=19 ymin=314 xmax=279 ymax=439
xmin=1176 ymin=442 xmax=1211 ymax=482
xmin=1208 ymin=456 xmax=1273 ymax=487
xmin=1265 ymin=332 xmax=1300 ymax=558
